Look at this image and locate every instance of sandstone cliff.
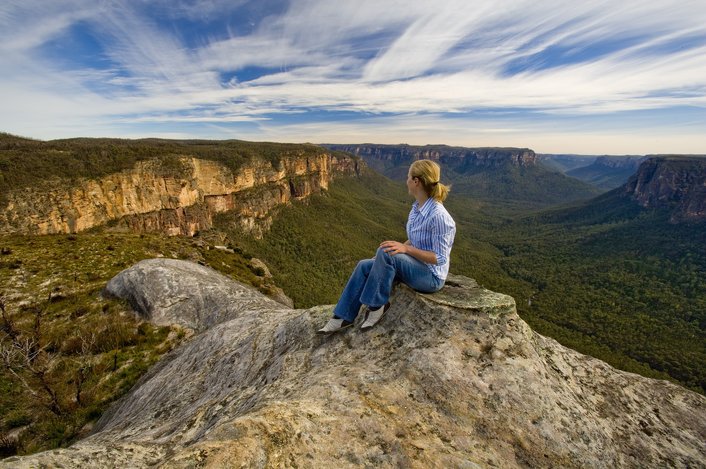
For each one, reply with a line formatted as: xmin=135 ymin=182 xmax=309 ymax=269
xmin=3 ymin=259 xmax=704 ymax=468
xmin=0 ymin=153 xmax=360 ymax=237
xmin=324 ymin=144 xmax=537 ymax=170
xmin=623 ymin=156 xmax=706 ymax=223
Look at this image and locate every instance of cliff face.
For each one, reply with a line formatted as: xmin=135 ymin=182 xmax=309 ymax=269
xmin=0 ymin=154 xmax=360 ymax=237
xmin=623 ymin=156 xmax=706 ymax=223
xmin=325 ymin=144 xmax=537 ymax=169
xmin=3 ymin=259 xmax=704 ymax=468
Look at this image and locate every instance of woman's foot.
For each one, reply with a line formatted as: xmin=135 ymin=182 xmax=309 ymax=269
xmin=317 ymin=317 xmax=353 ymax=334
xmin=360 ymin=303 xmax=390 ymax=330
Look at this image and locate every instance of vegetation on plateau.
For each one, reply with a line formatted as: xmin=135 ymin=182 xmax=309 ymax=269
xmin=0 ymin=132 xmax=340 ymax=203
xmin=0 ymin=231 xmax=272 ymax=457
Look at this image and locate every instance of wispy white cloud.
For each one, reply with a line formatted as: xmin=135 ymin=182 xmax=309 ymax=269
xmin=0 ymin=0 xmax=704 ymax=153
xmin=362 ymin=1 xmax=492 ymax=81
xmin=0 ymin=0 xmax=100 ymax=52
xmin=126 ymin=115 xmax=269 ymax=123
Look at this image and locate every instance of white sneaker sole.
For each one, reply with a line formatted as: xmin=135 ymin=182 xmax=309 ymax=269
xmin=317 ymin=321 xmax=353 ymax=334
xmin=360 ymin=304 xmax=390 ymax=330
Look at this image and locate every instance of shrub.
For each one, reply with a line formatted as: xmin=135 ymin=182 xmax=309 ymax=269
xmin=5 ymin=411 xmax=32 ymax=429
xmin=95 ymin=318 xmax=137 ymax=353
xmin=0 ymin=432 xmax=18 ymax=458
xmin=60 ymin=336 xmax=84 ymax=355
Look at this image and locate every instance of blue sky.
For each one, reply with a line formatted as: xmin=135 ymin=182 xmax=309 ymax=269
xmin=1 ymin=0 xmax=705 ymax=154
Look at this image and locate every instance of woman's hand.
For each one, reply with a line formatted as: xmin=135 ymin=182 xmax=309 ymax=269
xmin=381 ymin=240 xmax=437 ymax=264
xmin=380 ymin=240 xmax=408 ymax=256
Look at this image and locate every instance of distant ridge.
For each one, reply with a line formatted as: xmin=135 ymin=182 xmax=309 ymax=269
xmin=566 ymin=155 xmax=646 ymax=190
xmin=323 ymin=143 xmax=599 ymax=210
xmin=623 ymin=155 xmax=706 ymax=223
xmin=539 ymin=156 xmax=706 ymax=225
xmin=324 ymin=143 xmax=537 ymax=170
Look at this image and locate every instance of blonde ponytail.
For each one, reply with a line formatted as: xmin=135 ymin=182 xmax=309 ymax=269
xmin=431 ymin=181 xmax=450 ymax=202
xmin=409 ymin=159 xmax=451 ymax=202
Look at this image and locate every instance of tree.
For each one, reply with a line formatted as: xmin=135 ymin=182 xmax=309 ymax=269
xmin=1 ymin=295 xmax=63 ymax=416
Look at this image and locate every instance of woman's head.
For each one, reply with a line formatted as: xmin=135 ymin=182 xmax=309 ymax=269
xmin=408 ymin=159 xmax=450 ymax=202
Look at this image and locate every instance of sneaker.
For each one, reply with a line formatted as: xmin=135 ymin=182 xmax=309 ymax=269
xmin=317 ymin=317 xmax=353 ymax=334
xmin=360 ymin=303 xmax=390 ymax=330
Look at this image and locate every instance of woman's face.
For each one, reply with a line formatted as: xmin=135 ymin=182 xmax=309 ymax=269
xmin=406 ymin=171 xmax=418 ymax=196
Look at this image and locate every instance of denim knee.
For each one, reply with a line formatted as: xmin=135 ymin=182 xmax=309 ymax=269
xmin=356 ymin=258 xmax=374 ymax=272
xmin=375 ymin=247 xmax=393 ymax=263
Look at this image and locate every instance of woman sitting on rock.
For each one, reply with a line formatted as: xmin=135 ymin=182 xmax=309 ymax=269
xmin=318 ymin=159 xmax=456 ymax=333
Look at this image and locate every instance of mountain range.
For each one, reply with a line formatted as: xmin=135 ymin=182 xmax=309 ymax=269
xmin=322 ymin=144 xmax=600 ymax=211
xmin=538 ymin=154 xmax=647 ymax=190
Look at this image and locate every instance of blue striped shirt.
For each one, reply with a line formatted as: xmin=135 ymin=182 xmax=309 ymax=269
xmin=406 ymin=199 xmax=456 ymax=281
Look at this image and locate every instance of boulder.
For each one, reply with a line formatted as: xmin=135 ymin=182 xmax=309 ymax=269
xmin=103 ymin=258 xmax=287 ymax=332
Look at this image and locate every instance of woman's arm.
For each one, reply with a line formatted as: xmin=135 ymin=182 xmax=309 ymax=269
xmin=380 ymin=240 xmax=437 ymax=264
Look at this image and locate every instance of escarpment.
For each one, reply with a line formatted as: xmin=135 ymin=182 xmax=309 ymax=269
xmin=324 ymin=143 xmax=538 ymax=169
xmin=0 ymin=153 xmax=361 ymax=237
xmin=3 ymin=260 xmax=704 ymax=468
xmin=623 ymin=156 xmax=706 ymax=223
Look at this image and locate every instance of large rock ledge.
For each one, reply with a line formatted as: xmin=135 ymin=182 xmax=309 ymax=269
xmin=3 ymin=261 xmax=705 ymax=468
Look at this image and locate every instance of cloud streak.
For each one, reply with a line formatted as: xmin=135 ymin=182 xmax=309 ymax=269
xmin=0 ymin=0 xmax=704 ymax=153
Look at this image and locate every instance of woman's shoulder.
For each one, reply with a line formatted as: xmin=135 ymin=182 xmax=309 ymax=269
xmin=430 ymin=201 xmax=456 ymax=224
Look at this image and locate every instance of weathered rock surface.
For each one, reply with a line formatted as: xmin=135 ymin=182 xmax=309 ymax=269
xmin=623 ymin=156 xmax=706 ymax=223
xmin=4 ymin=263 xmax=705 ymax=468
xmin=0 ymin=153 xmax=361 ymax=237
xmin=104 ymin=258 xmax=288 ymax=332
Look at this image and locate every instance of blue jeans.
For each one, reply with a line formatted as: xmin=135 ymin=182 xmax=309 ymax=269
xmin=333 ymin=247 xmax=445 ymax=322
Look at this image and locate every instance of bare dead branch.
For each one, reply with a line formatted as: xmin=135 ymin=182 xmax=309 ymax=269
xmin=1 ymin=342 xmax=40 ymax=399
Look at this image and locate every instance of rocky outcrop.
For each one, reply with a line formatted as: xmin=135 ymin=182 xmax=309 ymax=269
xmin=103 ymin=258 xmax=289 ymax=332
xmin=4 ymin=261 xmax=705 ymax=468
xmin=0 ymin=154 xmax=361 ymax=237
xmin=623 ymin=156 xmax=706 ymax=223
xmin=325 ymin=144 xmax=537 ymax=169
